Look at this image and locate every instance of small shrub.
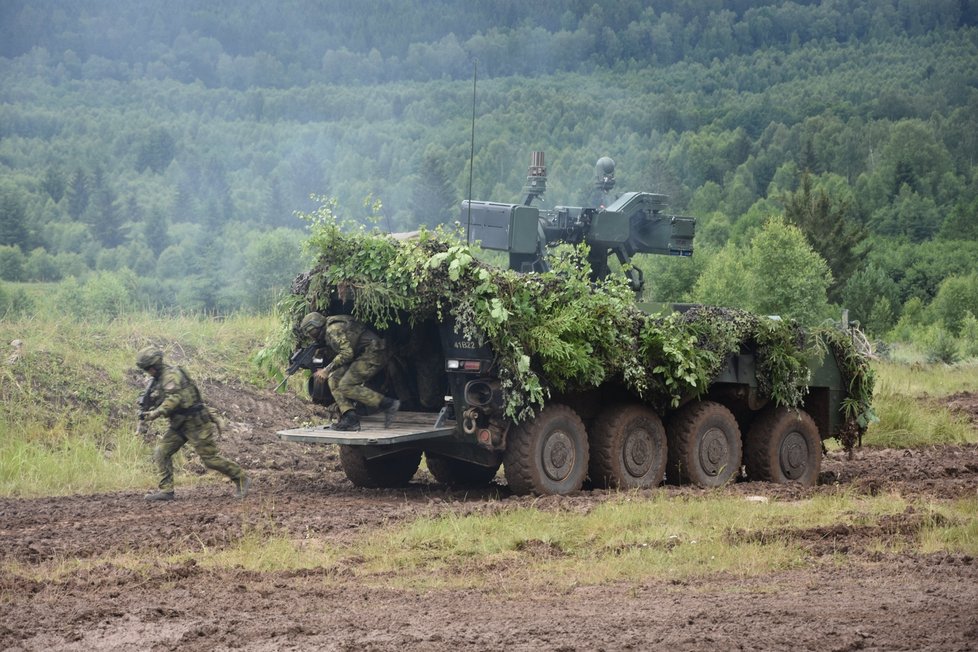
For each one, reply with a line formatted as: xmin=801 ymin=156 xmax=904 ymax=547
xmin=0 ymin=281 xmax=33 ymax=318
xmin=54 ymin=269 xmax=138 ymax=320
xmin=0 ymin=245 xmax=26 ymax=282
xmin=959 ymin=312 xmax=978 ymax=359
xmin=922 ymin=323 xmax=960 ymax=365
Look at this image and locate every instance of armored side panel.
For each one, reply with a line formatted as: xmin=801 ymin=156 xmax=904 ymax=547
xmin=805 ymin=351 xmax=846 ymax=437
xmin=461 ymin=200 xmax=540 ymax=254
xmin=586 ymin=210 xmax=629 ymax=247
xmin=604 ymin=192 xmax=695 ymax=256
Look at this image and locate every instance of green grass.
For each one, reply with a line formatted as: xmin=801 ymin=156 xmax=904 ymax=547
xmin=3 ymin=309 xmax=977 ymax=493
xmin=351 ymin=492 xmax=913 ymax=590
xmin=0 ymin=415 xmax=150 ymax=495
xmin=918 ymin=497 xmax=978 ymax=555
xmin=192 ymin=524 xmax=345 ymax=573
xmin=0 ymin=310 xmax=281 ymax=497
xmin=862 ymin=361 xmax=978 ymax=448
xmin=188 ymin=494 xmax=978 ymax=586
xmin=873 ymin=359 xmax=978 ymax=396
xmin=7 ymin=492 xmax=976 ymax=590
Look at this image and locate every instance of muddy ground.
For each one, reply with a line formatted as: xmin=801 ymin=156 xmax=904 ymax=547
xmin=1 ymin=385 xmax=977 ymax=651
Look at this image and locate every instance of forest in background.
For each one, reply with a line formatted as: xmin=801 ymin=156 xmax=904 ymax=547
xmin=1 ymin=0 xmax=977 ymax=359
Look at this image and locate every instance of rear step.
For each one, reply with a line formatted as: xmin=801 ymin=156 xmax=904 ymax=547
xmin=277 ymin=410 xmax=455 ymax=446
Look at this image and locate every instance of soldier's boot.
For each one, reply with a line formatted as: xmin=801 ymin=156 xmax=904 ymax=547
xmin=235 ymin=475 xmax=251 ymax=499
xmin=380 ymin=397 xmax=400 ymax=427
xmin=144 ymin=491 xmax=175 ymax=502
xmin=332 ymin=410 xmax=361 ymax=431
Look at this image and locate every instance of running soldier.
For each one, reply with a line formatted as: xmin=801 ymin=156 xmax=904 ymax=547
xmin=136 ymin=346 xmax=250 ymax=501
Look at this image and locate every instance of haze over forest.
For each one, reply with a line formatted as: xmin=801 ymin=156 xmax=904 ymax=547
xmin=1 ymin=0 xmax=977 ymax=346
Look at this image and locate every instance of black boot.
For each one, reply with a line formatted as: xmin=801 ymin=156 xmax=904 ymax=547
xmin=144 ymin=491 xmax=175 ymax=502
xmin=332 ymin=410 xmax=361 ymax=431
xmin=379 ymin=397 xmax=400 ymax=427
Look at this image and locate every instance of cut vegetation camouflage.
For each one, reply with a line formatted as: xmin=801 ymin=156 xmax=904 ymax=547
xmin=278 ymin=213 xmax=875 ymax=452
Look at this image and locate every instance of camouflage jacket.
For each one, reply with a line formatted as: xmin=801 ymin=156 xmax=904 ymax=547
xmin=144 ymin=364 xmax=207 ymax=426
xmin=321 ymin=315 xmax=381 ymax=367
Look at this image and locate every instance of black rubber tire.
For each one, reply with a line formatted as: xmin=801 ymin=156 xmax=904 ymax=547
xmin=426 ymin=453 xmax=501 ymax=488
xmin=504 ymin=403 xmax=589 ymax=496
xmin=666 ymin=400 xmax=742 ymax=488
xmin=338 ymin=445 xmax=421 ymax=488
xmin=588 ymin=404 xmax=667 ymax=490
xmin=744 ymin=407 xmax=821 ymax=486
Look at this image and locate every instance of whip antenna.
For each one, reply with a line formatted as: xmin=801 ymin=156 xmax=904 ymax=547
xmin=466 ymin=60 xmax=477 ymax=243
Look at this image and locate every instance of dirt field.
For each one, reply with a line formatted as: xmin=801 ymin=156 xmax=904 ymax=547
xmin=1 ymin=384 xmax=977 ymax=652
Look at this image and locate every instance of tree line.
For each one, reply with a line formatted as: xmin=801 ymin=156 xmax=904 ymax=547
xmin=0 ymin=0 xmax=977 ymax=360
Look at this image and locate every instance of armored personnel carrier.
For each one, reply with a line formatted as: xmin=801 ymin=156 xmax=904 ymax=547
xmin=277 ymin=153 xmax=873 ymax=495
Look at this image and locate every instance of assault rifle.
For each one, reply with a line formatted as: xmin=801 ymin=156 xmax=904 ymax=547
xmin=138 ymin=376 xmax=159 ymax=414
xmin=275 ymin=343 xmax=323 ymax=392
xmin=136 ymin=376 xmax=159 ymax=440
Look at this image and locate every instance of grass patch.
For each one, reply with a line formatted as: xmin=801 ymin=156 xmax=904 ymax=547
xmin=918 ymin=497 xmax=978 ymax=556
xmin=0 ymin=310 xmax=279 ymax=497
xmin=352 ymin=492 xmax=911 ymax=590
xmin=6 ymin=493 xmax=975 ymax=590
xmin=191 ymin=528 xmax=344 ymax=573
xmin=862 ymin=361 xmax=978 ymax=448
xmin=0 ymin=418 xmax=151 ymax=496
xmin=865 ymin=392 xmax=976 ymax=448
xmin=873 ymin=359 xmax=978 ymax=397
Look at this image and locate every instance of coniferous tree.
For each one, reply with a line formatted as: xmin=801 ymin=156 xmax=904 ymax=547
xmin=41 ymin=167 xmax=66 ymax=203
xmin=410 ymin=149 xmax=457 ymax=228
xmin=783 ymin=173 xmax=865 ymax=303
xmin=87 ymin=167 xmax=124 ymax=247
xmin=66 ymin=168 xmax=89 ymax=220
xmin=144 ymin=207 xmax=169 ymax=256
xmin=0 ymin=190 xmax=29 ymax=249
xmin=135 ymin=127 xmax=176 ymax=174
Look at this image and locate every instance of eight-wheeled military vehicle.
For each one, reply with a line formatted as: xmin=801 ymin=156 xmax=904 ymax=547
xmin=278 ymin=152 xmax=866 ymax=495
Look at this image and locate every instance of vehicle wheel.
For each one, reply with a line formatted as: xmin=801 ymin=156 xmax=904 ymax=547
xmin=339 ymin=445 xmax=421 ymax=488
xmin=744 ymin=407 xmax=821 ymax=486
xmin=589 ymin=404 xmax=667 ymax=490
xmin=504 ymin=403 xmax=589 ymax=496
xmin=666 ymin=400 xmax=742 ymax=488
xmin=426 ymin=453 xmax=501 ymax=488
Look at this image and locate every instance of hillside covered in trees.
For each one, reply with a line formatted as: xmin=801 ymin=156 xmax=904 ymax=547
xmin=1 ymin=0 xmax=977 ymax=354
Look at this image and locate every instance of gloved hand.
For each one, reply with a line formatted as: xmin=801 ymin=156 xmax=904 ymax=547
xmin=141 ymin=409 xmax=160 ymax=422
xmin=314 ymin=361 xmax=336 ymax=381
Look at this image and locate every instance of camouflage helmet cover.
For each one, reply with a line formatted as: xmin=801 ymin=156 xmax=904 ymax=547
xmin=299 ymin=312 xmax=327 ymax=338
xmin=135 ymin=346 xmax=163 ymax=370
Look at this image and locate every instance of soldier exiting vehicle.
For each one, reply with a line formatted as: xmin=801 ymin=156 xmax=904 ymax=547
xmin=136 ymin=346 xmax=250 ymax=501
xmin=299 ymin=312 xmax=399 ymax=431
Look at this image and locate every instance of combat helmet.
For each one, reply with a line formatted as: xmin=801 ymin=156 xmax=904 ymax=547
xmin=300 ymin=312 xmax=327 ymax=338
xmin=135 ymin=346 xmax=163 ymax=370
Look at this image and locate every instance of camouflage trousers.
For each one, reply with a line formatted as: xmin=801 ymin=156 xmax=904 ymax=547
xmin=328 ymin=342 xmax=389 ymax=414
xmin=154 ymin=418 xmax=243 ymax=492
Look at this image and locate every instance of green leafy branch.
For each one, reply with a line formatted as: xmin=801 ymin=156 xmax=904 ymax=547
xmin=268 ymin=199 xmax=875 ymax=447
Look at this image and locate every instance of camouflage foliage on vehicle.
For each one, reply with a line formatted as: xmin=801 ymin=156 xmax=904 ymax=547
xmin=276 ymin=200 xmax=875 ymax=450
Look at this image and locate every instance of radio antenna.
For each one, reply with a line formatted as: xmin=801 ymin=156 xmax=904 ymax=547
xmin=466 ymin=60 xmax=477 ymax=244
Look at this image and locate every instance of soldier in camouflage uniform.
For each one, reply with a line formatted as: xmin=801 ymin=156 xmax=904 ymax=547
xmin=136 ymin=346 xmax=250 ymax=501
xmin=300 ymin=312 xmax=400 ymax=431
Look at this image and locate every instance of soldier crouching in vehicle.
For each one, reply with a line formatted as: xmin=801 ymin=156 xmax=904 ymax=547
xmin=299 ymin=312 xmax=399 ymax=431
xmin=136 ymin=346 xmax=250 ymax=501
